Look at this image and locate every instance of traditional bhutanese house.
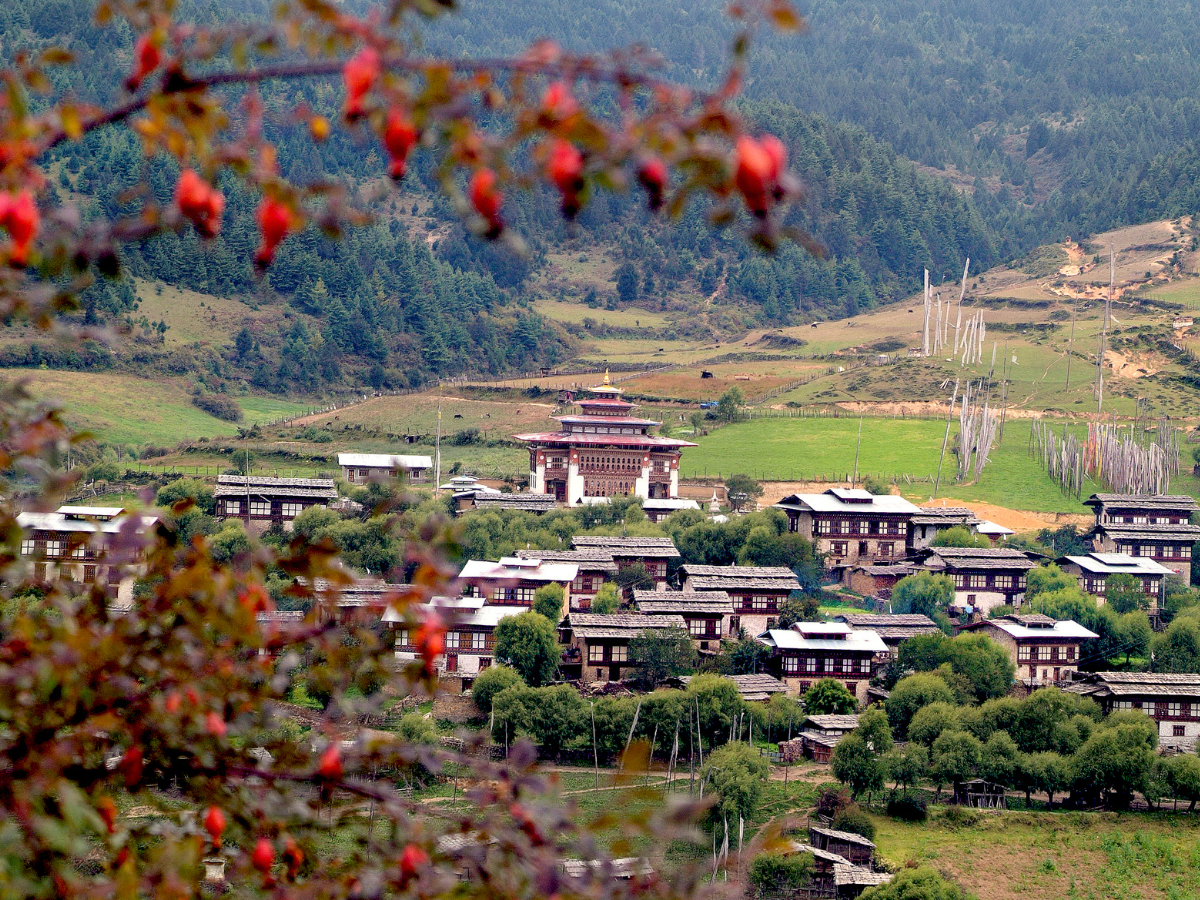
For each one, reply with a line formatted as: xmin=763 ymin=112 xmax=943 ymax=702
xmin=641 ymin=497 xmax=701 ymax=523
xmin=1064 ymin=671 xmax=1200 ymax=751
xmin=466 ymin=492 xmax=558 ymax=515
xmin=675 ymin=673 xmax=789 ymax=703
xmin=960 ymin=614 xmax=1097 ymax=688
xmin=909 ymin=506 xmax=983 ymax=549
xmin=516 ymin=548 xmax=618 ymax=610
xmin=513 ymin=375 xmax=696 ymax=505
xmin=1083 ymin=492 xmax=1200 ymax=578
xmin=571 ymin=535 xmax=681 ymax=587
xmin=16 ymin=506 xmax=160 ymax=608
xmin=797 ymin=714 xmax=860 ymax=763
xmin=756 ymin=622 xmax=886 ymax=702
xmin=781 ymin=842 xmax=843 ymax=897
xmin=678 ymin=564 xmax=802 ymax=637
xmin=633 ymin=589 xmax=734 ymax=651
xmin=307 ymin=576 xmax=407 ymax=623
xmin=385 ymin=596 xmax=521 ymax=689
xmin=773 ymin=489 xmax=920 ymax=571
xmin=917 ymin=546 xmax=1038 ymax=614
xmin=1058 ymin=552 xmax=1173 ymax=616
xmin=214 ymin=475 xmax=338 ymax=535
xmin=561 ymin=612 xmax=688 ymax=685
xmin=808 ymin=825 xmax=875 ymax=868
xmin=834 ymin=864 xmax=893 ymax=897
xmin=337 ymin=452 xmax=432 ymax=485
xmin=458 ymin=557 xmax=578 ymax=617
xmin=842 ymin=562 xmax=920 ymax=599
xmin=831 ymin=613 xmax=941 ymax=659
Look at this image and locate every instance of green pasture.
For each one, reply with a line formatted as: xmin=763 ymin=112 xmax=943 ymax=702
xmin=873 ymin=808 xmax=1200 ymax=900
xmin=534 ymin=297 xmax=674 ymax=329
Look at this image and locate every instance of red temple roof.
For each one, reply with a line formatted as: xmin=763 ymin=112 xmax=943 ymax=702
xmin=512 ymin=431 xmax=697 ymax=448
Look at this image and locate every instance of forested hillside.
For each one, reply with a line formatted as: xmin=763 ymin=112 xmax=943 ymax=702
xmin=4 ymin=0 xmax=1199 ymax=395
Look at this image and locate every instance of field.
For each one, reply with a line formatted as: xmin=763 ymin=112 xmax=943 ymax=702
xmin=873 ymin=807 xmax=1200 ymax=900
xmin=5 ymin=369 xmax=311 ymax=445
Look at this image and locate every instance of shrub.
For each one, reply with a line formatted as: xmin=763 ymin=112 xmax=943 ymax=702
xmin=747 ymin=851 xmax=814 ymax=900
xmin=816 ymin=785 xmax=853 ymax=820
xmin=886 ymin=796 xmax=928 ymax=822
xmin=472 ymin=665 xmax=523 ymax=714
xmin=191 ymin=392 xmax=243 ymax=422
xmin=831 ymin=804 xmax=876 ymax=841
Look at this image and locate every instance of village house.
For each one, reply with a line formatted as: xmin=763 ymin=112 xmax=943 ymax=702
xmin=756 ymin=622 xmax=887 ymax=703
xmin=1065 ymin=671 xmax=1200 ymax=751
xmin=960 ymin=614 xmax=1098 ymax=687
xmin=908 ymin=506 xmax=982 ymax=549
xmin=678 ymin=564 xmax=803 ymax=636
xmin=807 ymin=825 xmax=876 ymax=868
xmin=831 ymin=613 xmax=942 ymax=660
xmin=773 ymin=489 xmax=920 ymax=571
xmin=337 ymin=452 xmax=432 ymax=485
xmin=386 ymin=596 xmax=521 ymax=690
xmin=916 ymin=546 xmax=1038 ymax=614
xmin=1057 ymin=552 xmax=1173 ymax=616
xmin=1083 ymin=492 xmax=1200 ymax=578
xmin=641 ymin=497 xmax=701 ymax=522
xmin=632 ymin=589 xmax=734 ymax=651
xmin=214 ymin=474 xmax=338 ymax=535
xmin=466 ymin=493 xmax=558 ymax=514
xmin=559 ymin=612 xmax=688 ymax=684
xmin=458 ymin=557 xmax=578 ymax=617
xmin=515 ymin=548 xmax=618 ymax=610
xmin=571 ymin=535 xmax=681 ymax=587
xmin=780 ymin=841 xmax=891 ymax=899
xmin=514 ymin=375 xmax=695 ymax=505
xmin=841 ymin=562 xmax=919 ymax=601
xmin=793 ymin=713 xmax=861 ymax=763
xmin=16 ymin=506 xmax=160 ymax=608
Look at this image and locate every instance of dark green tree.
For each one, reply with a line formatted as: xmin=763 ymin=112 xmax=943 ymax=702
xmin=629 ymin=627 xmax=695 ymax=687
xmin=494 ymin=611 xmax=560 ymax=687
xmin=830 ymin=733 xmax=884 ymax=800
xmin=803 ymin=678 xmax=858 ymax=715
xmin=891 ymin=572 xmax=954 ymax=617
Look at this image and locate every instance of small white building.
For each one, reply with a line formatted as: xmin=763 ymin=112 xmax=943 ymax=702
xmin=338 ymin=452 xmax=432 ymax=485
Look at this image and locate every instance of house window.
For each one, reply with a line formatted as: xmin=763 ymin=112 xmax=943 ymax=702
xmin=395 ymin=629 xmax=410 ymax=648
xmin=224 ymin=500 xmax=242 ymax=516
xmin=611 ymin=645 xmax=628 ymax=663
xmin=469 ymin=632 xmax=487 ymax=651
xmin=689 ymin=619 xmax=717 ymax=637
xmin=1111 ymin=700 xmax=1133 ymax=711
xmin=968 ymin=574 xmax=987 ymax=589
xmin=20 ymin=538 xmax=35 ymax=556
xmin=859 ymin=658 xmax=871 ymax=673
xmin=878 ymin=543 xmax=894 ymax=557
xmin=588 ymin=645 xmax=604 ymax=663
xmin=1167 ymin=702 xmax=1182 ymax=718
xmin=846 ymin=682 xmax=858 ymax=695
xmin=831 ymin=542 xmax=847 ymax=557
xmin=1156 ymin=703 xmax=1169 ymax=719
xmin=83 ymin=565 xmax=97 ymax=584
xmin=783 ymin=657 xmax=800 ymax=674
xmin=445 ymin=631 xmax=460 ymax=650
xmin=281 ymin=502 xmax=304 ymax=518
xmin=1174 ymin=725 xmax=1187 ymax=737
xmin=479 ymin=657 xmax=492 ymax=670
xmin=44 ymin=540 xmax=61 ymax=558
xmin=1038 ymin=646 xmax=1051 ymax=661
xmin=250 ymin=500 xmax=271 ymax=517
xmin=1017 ymin=646 xmax=1031 ymax=661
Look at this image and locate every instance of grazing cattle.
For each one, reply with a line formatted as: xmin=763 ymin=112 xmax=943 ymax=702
xmin=700 ymin=370 xmax=713 ymax=378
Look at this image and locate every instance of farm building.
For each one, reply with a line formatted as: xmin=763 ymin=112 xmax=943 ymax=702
xmin=458 ymin=557 xmax=578 ymax=616
xmin=1083 ymin=493 xmax=1200 ymax=578
xmin=1057 ymin=552 xmax=1173 ymax=616
xmin=632 ymin=589 xmax=734 ymax=651
xmin=386 ymin=596 xmax=520 ymax=689
xmin=916 ymin=546 xmax=1038 ymax=614
xmin=336 ymin=452 xmax=432 ymax=485
xmin=560 ymin=612 xmax=688 ymax=685
xmin=831 ymin=613 xmax=942 ymax=659
xmin=1064 ymin=671 xmax=1200 ymax=751
xmin=960 ymin=614 xmax=1097 ymax=688
xmin=16 ymin=506 xmax=160 ymax=608
xmin=954 ymin=779 xmax=1007 ymax=809
xmin=675 ymin=673 xmax=789 ymax=703
xmin=807 ymin=825 xmax=875 ymax=868
xmin=773 ymin=489 xmax=920 ymax=572
xmin=515 ymin=548 xmax=618 ymax=610
xmin=214 ymin=475 xmax=338 ymax=535
xmin=756 ymin=622 xmax=886 ymax=702
xmin=678 ymin=564 xmax=802 ymax=636
xmin=908 ymin=506 xmax=983 ymax=549
xmin=571 ymin=535 xmax=681 ymax=587
xmin=641 ymin=497 xmax=701 ymax=522
xmin=796 ymin=713 xmax=860 ymax=763
xmin=514 ymin=375 xmax=695 ymax=505
xmin=841 ymin=562 xmax=920 ymax=600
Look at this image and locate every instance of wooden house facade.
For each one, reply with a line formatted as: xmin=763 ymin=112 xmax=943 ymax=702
xmin=917 ymin=546 xmax=1038 ymax=614
xmin=831 ymin=613 xmax=941 ymax=659
xmin=214 ymin=475 xmax=338 ymax=535
xmin=756 ymin=622 xmax=887 ymax=702
xmin=561 ymin=612 xmax=687 ymax=684
xmin=1065 ymin=671 xmax=1200 ymax=751
xmin=633 ymin=589 xmax=733 ymax=651
xmin=458 ymin=557 xmax=578 ymax=617
xmin=773 ymin=489 xmax=920 ymax=571
xmin=960 ymin=614 xmax=1097 ymax=687
xmin=679 ymin=564 xmax=802 ymax=636
xmin=1084 ymin=493 xmax=1200 ymax=578
xmin=571 ymin=535 xmax=680 ymax=587
xmin=337 ymin=452 xmax=432 ymax=485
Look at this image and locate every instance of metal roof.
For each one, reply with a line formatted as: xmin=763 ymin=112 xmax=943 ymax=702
xmin=337 ymin=453 xmax=432 ymax=469
xmin=963 ymin=617 xmax=1098 ymax=641
xmin=458 ymin=558 xmax=579 ymax=583
xmin=515 ymin=548 xmax=619 ymax=573
xmin=18 ymin=509 xmax=159 ymax=535
xmin=758 ymin=628 xmax=888 ymax=654
xmin=1060 ymin=553 xmax=1174 ymax=575
xmin=774 ymin=490 xmax=921 ymax=516
xmin=642 ymin=499 xmax=701 ymax=511
xmin=555 ymin=415 xmax=661 ymax=427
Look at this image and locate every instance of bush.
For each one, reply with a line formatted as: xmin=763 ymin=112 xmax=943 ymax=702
xmin=940 ymin=805 xmax=981 ymax=827
xmin=472 ymin=665 xmax=523 ymax=714
xmin=191 ymin=392 xmax=243 ymax=422
xmin=747 ymin=852 xmax=814 ymax=900
xmin=830 ymin=804 xmax=876 ymax=841
xmin=816 ymin=785 xmax=853 ymax=820
xmin=886 ymin=796 xmax=928 ymax=822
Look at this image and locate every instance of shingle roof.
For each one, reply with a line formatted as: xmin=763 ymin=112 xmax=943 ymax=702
xmin=571 ymin=536 xmax=681 ymax=558
xmin=923 ymin=547 xmax=1037 ymax=570
xmin=1084 ymin=493 xmax=1198 ymax=511
xmin=634 ymin=590 xmax=734 ymax=615
xmin=516 ymin=548 xmax=619 ymax=573
xmin=1092 ymin=523 xmax=1200 ymax=541
xmin=804 ymin=714 xmax=861 ymax=731
xmin=470 ymin=493 xmax=558 ymax=512
xmin=677 ymin=673 xmax=789 ymax=700
xmin=214 ymin=474 xmax=337 ymax=500
xmin=567 ymin=613 xmax=687 ymax=640
xmin=809 ymin=825 xmax=876 ymax=848
xmin=910 ymin=507 xmax=983 ymax=526
xmin=834 ymin=865 xmax=892 ymax=888
xmin=681 ymin=565 xmax=802 ymax=591
xmin=833 ymin=613 xmax=941 ymax=643
xmin=784 ymin=842 xmax=849 ymax=865
xmin=1066 ymin=672 xmax=1200 ymax=699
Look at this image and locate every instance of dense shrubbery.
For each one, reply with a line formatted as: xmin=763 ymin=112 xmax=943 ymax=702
xmin=191 ymin=392 xmax=243 ymax=422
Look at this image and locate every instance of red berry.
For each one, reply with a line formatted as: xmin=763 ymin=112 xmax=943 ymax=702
xmin=734 ymin=136 xmax=775 ymax=216
xmin=383 ymin=109 xmax=419 ymax=180
xmin=185 ymin=687 xmax=199 ymax=705
xmin=399 ymin=843 xmax=429 ymax=879
xmin=97 ymin=796 xmax=117 ymax=834
xmin=541 ymin=81 xmax=578 ymax=121
xmin=317 ymin=743 xmax=343 ymax=780
xmin=118 ymin=746 xmax=143 ymax=788
xmin=205 ymin=711 xmax=227 ymax=738
xmin=414 ymin=611 xmax=446 ymax=674
xmin=282 ymin=836 xmax=304 ymax=880
xmin=164 ymin=691 xmax=181 ymax=714
xmin=251 ymin=837 xmax=275 ymax=873
xmin=342 ymin=47 xmax=380 ymax=120
xmin=468 ymin=169 xmax=503 ymax=236
xmin=547 ymin=140 xmax=584 ymax=217
xmin=238 ymin=583 xmax=271 ymax=614
xmin=637 ymin=157 xmax=668 ymax=211
xmin=203 ymin=806 xmax=226 ymax=847
xmin=174 ymin=170 xmax=224 ymax=238
xmin=255 ymin=197 xmax=295 ymax=267
xmin=0 ymin=191 xmax=39 ymax=265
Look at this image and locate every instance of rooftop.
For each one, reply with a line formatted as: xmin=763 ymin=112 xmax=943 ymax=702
xmin=18 ymin=507 xmax=159 ymax=535
xmin=1061 ymin=552 xmax=1175 ymax=576
xmin=1066 ymin=671 xmax=1200 ymax=699
xmin=677 ymin=673 xmax=789 ymax=701
xmin=1091 ymin=523 xmax=1200 ymax=540
xmin=774 ymin=490 xmax=921 ymax=516
xmin=810 ymin=825 xmax=876 ymax=848
xmin=515 ymin=548 xmax=619 ymax=573
xmin=469 ymin=493 xmax=559 ymax=512
xmin=214 ymin=474 xmax=338 ymax=500
xmin=571 ymin=536 xmax=682 ymax=558
xmin=566 ymin=613 xmax=687 ymax=640
xmin=910 ymin=507 xmax=983 ymax=526
xmin=963 ymin=616 xmax=1098 ymax=641
xmin=337 ymin=452 xmax=432 ymax=469
xmin=804 ymin=714 xmax=861 ymax=731
xmin=512 ymin=431 xmax=697 ymax=449
xmin=633 ymin=590 xmax=734 ymax=615
xmin=922 ymin=547 xmax=1038 ymax=570
xmin=1084 ymin=493 xmax=1199 ymax=511
xmin=758 ymin=628 xmax=888 ymax=654
xmin=458 ymin=558 xmax=579 ymax=584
